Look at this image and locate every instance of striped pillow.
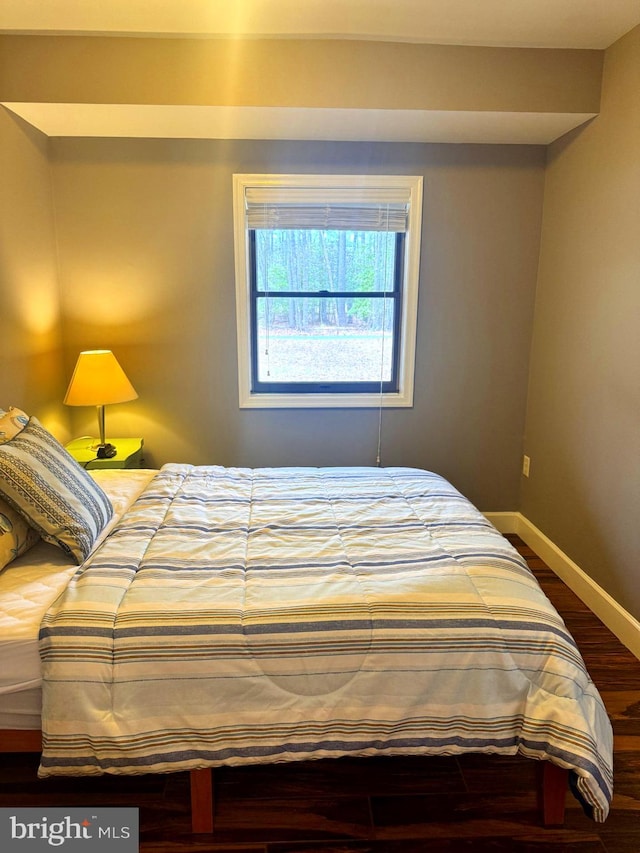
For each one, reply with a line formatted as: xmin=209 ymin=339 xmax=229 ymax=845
xmin=0 ymin=407 xmax=29 ymax=443
xmin=0 ymin=497 xmax=39 ymax=570
xmin=0 ymin=417 xmax=113 ymax=564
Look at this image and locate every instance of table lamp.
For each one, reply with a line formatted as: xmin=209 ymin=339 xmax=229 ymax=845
xmin=64 ymin=350 xmax=138 ymax=458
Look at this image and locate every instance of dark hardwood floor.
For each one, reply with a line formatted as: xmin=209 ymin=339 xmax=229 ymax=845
xmin=1 ymin=535 xmax=639 ymax=852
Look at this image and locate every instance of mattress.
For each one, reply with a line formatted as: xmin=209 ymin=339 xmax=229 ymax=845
xmin=0 ymin=469 xmax=157 ymax=728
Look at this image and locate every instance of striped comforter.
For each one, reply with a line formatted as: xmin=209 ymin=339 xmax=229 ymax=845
xmin=38 ymin=465 xmax=613 ymax=820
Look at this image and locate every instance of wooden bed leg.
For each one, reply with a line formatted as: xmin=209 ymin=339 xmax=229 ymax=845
xmin=190 ymin=768 xmax=214 ymax=834
xmin=538 ymin=761 xmax=568 ymax=826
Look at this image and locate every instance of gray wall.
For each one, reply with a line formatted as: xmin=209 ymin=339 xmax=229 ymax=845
xmin=523 ymin=25 xmax=640 ymax=619
xmin=0 ymin=107 xmax=67 ymax=432
xmin=49 ymin=139 xmax=545 ymax=510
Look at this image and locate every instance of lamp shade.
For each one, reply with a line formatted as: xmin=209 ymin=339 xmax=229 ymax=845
xmin=64 ymin=350 xmax=138 ymax=407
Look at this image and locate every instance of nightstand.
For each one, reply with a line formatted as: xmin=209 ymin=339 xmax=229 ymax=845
xmin=65 ymin=436 xmax=145 ymax=469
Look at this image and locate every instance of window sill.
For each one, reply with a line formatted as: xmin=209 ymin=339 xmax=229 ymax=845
xmin=239 ymin=390 xmax=414 ymax=409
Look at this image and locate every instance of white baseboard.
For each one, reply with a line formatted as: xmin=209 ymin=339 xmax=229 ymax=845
xmin=483 ymin=512 xmax=517 ymax=534
xmin=484 ymin=511 xmax=640 ymax=660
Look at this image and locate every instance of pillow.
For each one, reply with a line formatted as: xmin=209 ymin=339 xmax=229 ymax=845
xmin=0 ymin=497 xmax=40 ymax=570
xmin=0 ymin=407 xmax=29 ymax=443
xmin=0 ymin=417 xmax=113 ymax=564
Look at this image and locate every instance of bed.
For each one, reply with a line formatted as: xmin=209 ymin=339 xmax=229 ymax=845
xmin=0 ymin=415 xmax=614 ymax=834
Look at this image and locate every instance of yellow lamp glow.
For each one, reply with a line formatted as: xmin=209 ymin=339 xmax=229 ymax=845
xmin=64 ymin=350 xmax=138 ymax=458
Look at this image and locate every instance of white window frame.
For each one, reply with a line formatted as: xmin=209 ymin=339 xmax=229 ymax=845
xmin=233 ymin=173 xmax=423 ymax=409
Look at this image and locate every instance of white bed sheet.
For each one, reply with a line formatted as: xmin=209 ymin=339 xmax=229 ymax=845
xmin=0 ymin=469 xmax=157 ymax=728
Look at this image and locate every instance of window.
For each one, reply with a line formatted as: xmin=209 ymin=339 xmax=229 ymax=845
xmin=233 ymin=174 xmax=423 ymax=408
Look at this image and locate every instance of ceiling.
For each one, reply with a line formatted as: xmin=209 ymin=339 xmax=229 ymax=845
xmin=2 ymin=0 xmax=639 ymax=49
xmin=2 ymin=1 xmax=639 ymax=144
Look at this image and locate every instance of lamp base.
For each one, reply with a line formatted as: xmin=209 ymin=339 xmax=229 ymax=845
xmin=96 ymin=443 xmax=117 ymax=459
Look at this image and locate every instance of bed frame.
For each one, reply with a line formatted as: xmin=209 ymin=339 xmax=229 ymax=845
xmin=0 ymin=728 xmax=568 ymax=833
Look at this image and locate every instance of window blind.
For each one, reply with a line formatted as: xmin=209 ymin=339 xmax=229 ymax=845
xmin=244 ymin=186 xmax=410 ymax=232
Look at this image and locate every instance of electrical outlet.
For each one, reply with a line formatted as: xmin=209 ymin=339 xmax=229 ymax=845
xmin=522 ymin=455 xmax=531 ymax=477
